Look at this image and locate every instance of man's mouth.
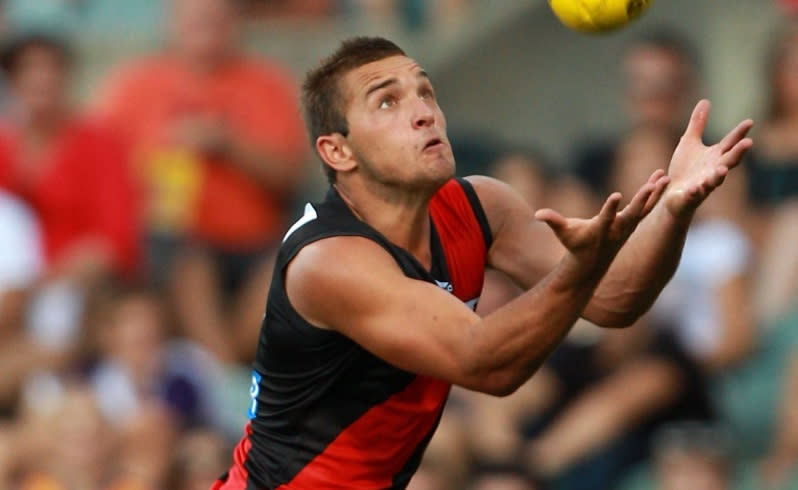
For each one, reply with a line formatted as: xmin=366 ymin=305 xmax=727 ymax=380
xmin=423 ymin=138 xmax=443 ymax=151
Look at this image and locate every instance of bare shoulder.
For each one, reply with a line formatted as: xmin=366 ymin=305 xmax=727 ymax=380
xmin=464 ymin=175 xmax=535 ymax=234
xmin=287 ymin=235 xmax=402 ymax=286
xmin=464 ymin=175 xmax=559 ymax=282
xmin=285 ymin=235 xmax=404 ymax=329
xmin=463 ymin=175 xmax=512 ymax=203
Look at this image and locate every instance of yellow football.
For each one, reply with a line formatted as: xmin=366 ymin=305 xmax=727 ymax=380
xmin=548 ymin=0 xmax=654 ymax=34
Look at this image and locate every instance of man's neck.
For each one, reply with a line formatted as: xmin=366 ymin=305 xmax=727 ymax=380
xmin=334 ymin=181 xmax=434 ymax=270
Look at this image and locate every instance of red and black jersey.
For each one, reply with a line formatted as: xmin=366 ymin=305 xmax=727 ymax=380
xmin=214 ymin=178 xmax=492 ymax=489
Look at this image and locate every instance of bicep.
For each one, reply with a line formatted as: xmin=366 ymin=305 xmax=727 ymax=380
xmin=286 ymin=237 xmax=484 ymax=388
xmin=466 ymin=175 xmax=562 ymax=291
xmin=475 ymin=268 xmax=524 ymax=316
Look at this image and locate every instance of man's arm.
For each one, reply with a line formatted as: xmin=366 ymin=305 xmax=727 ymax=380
xmin=585 ymin=100 xmax=753 ymax=326
xmin=469 ymin=173 xmax=663 ymax=320
xmin=286 ymin=189 xmax=652 ymax=396
xmin=474 ymin=100 xmax=753 ymax=327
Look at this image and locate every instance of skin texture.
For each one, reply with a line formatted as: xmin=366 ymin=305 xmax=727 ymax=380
xmin=288 ymin=54 xmax=753 ymax=396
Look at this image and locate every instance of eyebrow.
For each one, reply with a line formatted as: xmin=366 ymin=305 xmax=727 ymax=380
xmin=365 ymin=78 xmax=398 ymax=98
xmin=364 ymin=70 xmax=431 ymax=99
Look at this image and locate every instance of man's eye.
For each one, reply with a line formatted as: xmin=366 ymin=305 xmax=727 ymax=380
xmin=379 ymin=97 xmax=396 ymax=109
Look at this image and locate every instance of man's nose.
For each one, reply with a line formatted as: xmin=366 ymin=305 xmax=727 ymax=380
xmin=412 ymin=98 xmax=435 ymax=129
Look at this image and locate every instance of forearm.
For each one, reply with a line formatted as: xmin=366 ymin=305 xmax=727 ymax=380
xmin=586 ymin=203 xmax=692 ymax=326
xmin=468 ymin=256 xmax=606 ymax=395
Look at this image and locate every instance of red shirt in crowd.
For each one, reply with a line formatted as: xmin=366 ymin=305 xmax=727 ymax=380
xmin=0 ymin=118 xmax=139 ymax=276
xmin=97 ymin=55 xmax=306 ymax=251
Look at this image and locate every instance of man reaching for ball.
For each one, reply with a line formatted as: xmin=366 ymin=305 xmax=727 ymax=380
xmin=214 ymin=37 xmax=752 ymax=489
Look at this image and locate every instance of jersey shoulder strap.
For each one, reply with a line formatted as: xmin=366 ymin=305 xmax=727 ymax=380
xmin=429 ymin=177 xmax=492 ymax=304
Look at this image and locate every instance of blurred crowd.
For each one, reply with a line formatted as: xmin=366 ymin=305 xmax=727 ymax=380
xmin=0 ymin=1 xmax=795 ymax=489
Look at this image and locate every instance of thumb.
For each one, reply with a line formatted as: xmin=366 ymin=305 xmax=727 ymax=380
xmin=683 ymin=99 xmax=711 ymax=142
xmin=535 ymin=208 xmax=568 ymax=234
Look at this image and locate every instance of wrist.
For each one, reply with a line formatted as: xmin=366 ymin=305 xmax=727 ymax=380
xmin=659 ymin=200 xmax=694 ymax=230
xmin=549 ymin=252 xmax=607 ymax=295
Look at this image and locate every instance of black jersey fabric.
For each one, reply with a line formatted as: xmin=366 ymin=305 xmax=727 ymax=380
xmin=214 ymin=178 xmax=492 ymax=489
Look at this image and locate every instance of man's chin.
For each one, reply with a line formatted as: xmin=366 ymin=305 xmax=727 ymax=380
xmin=420 ymin=155 xmax=454 ymax=179
xmin=417 ymin=165 xmax=456 ymax=195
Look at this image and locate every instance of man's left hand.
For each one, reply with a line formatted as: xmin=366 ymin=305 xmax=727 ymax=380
xmin=664 ymin=99 xmax=753 ymax=219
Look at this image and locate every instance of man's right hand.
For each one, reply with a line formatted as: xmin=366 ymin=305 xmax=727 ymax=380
xmin=533 ymin=170 xmax=668 ymax=285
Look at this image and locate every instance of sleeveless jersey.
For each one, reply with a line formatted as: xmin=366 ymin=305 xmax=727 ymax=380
xmin=214 ymin=178 xmax=492 ymax=489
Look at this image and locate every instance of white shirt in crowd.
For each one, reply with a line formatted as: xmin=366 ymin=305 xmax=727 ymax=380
xmin=0 ymin=190 xmax=42 ymax=295
xmin=651 ymin=219 xmax=752 ymax=360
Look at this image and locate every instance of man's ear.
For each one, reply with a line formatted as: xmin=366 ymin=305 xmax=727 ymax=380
xmin=317 ymin=133 xmax=357 ymax=174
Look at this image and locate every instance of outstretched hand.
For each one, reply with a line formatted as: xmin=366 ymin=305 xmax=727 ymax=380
xmin=534 ymin=170 xmax=670 ymax=275
xmin=665 ymin=99 xmax=754 ymax=219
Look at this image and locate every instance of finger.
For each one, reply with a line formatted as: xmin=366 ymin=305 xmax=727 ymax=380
xmin=692 ymin=180 xmax=714 ymax=201
xmin=718 ymin=119 xmax=753 ymax=153
xmin=646 ymin=169 xmax=666 ymax=185
xmin=719 ymin=137 xmax=753 ymax=169
xmin=683 ymin=99 xmax=711 ymax=142
xmin=618 ymin=183 xmax=655 ymax=222
xmin=684 ymin=183 xmax=704 ymax=206
xmin=598 ymin=192 xmax=622 ymax=226
xmin=534 ymin=208 xmax=568 ymax=234
xmin=643 ymin=175 xmax=670 ymax=215
xmin=707 ymin=165 xmax=728 ymax=190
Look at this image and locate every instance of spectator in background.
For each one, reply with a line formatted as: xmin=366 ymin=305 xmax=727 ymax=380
xmin=749 ymin=23 xmax=798 ymax=324
xmin=0 ymin=191 xmax=42 ymax=337
xmin=759 ymin=354 xmax=798 ymax=488
xmin=652 ymin=423 xmax=732 ymax=490
xmin=98 ymin=0 xmax=307 ymax=363
xmin=0 ymin=32 xmax=138 ymax=411
xmin=523 ymin=322 xmax=713 ymax=490
xmin=167 ymin=429 xmax=231 ymax=490
xmin=89 ymin=287 xmax=219 ymax=433
xmin=573 ymin=29 xmax=698 ymax=195
xmin=0 ymin=191 xmax=42 ymax=415
xmin=10 ymin=381 xmax=180 ymax=489
xmin=12 ymin=384 xmax=130 ymax=489
xmin=749 ymin=23 xmax=798 ymax=209
xmin=0 ymin=32 xmax=138 ymax=281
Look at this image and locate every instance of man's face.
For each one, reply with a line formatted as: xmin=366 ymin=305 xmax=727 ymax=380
xmin=339 ymin=55 xmax=455 ymax=192
xmin=622 ymin=46 xmax=692 ymax=130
